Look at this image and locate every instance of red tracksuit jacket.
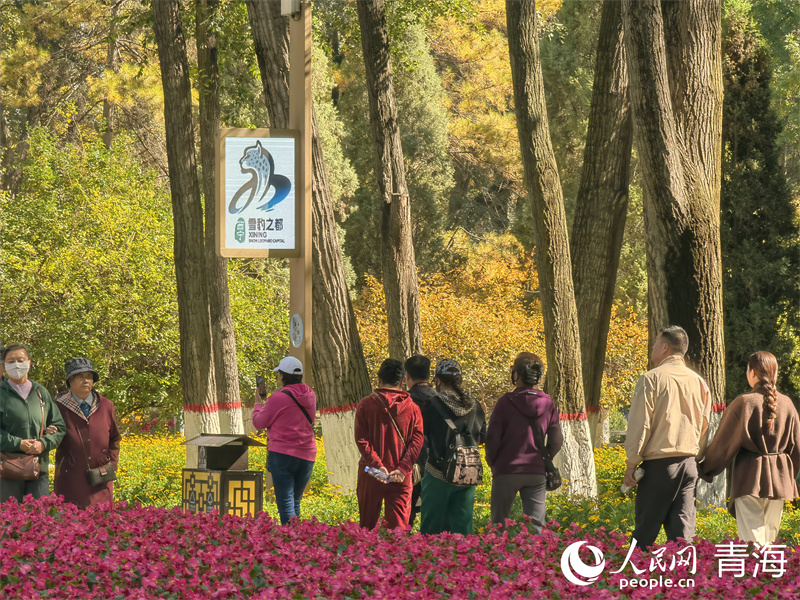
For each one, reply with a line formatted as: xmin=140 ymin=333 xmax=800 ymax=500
xmin=354 ymin=388 xmax=424 ymax=477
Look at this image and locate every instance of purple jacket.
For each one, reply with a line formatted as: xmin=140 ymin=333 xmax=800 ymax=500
xmin=485 ymin=387 xmax=563 ymax=475
xmin=252 ymin=383 xmax=317 ymax=462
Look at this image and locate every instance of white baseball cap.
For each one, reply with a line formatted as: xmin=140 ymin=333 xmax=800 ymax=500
xmin=273 ymin=356 xmax=303 ymax=375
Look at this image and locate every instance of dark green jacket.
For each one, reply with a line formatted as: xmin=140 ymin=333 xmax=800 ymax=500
xmin=0 ymin=379 xmax=66 ymax=474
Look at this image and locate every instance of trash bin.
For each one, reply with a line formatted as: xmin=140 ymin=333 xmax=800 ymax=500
xmin=182 ymin=434 xmax=265 ymax=517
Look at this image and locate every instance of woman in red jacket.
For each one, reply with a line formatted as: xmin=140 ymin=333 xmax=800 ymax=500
xmin=53 ymin=358 xmax=121 ymax=508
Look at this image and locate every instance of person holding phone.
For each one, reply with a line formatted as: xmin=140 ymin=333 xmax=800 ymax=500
xmin=252 ymin=357 xmax=317 ymax=525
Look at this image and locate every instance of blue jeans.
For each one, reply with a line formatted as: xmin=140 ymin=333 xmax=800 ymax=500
xmin=267 ymin=451 xmax=314 ymax=525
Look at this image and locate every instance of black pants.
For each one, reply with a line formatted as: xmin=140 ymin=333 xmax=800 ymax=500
xmin=409 ymin=481 xmax=422 ymax=528
xmin=632 ymin=456 xmax=697 ymax=549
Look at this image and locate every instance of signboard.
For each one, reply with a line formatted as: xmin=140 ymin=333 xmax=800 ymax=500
xmin=216 ymin=128 xmax=300 ymax=257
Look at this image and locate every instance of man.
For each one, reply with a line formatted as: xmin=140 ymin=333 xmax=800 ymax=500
xmin=355 ymin=358 xmax=424 ymax=529
xmin=624 ymin=326 xmax=712 ymax=549
xmin=403 ymin=355 xmax=437 ymax=527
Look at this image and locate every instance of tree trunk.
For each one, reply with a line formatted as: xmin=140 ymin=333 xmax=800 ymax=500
xmin=153 ymin=0 xmax=219 ymax=463
xmin=311 ymin=108 xmax=373 ymax=492
xmin=356 ymin=0 xmax=423 ymax=361
xmin=622 ymin=0 xmax=725 ymax=506
xmin=102 ymin=1 xmax=121 ymax=149
xmin=246 ymin=0 xmax=290 ymax=129
xmin=197 ymin=0 xmax=244 ymax=434
xmin=506 ymin=0 xmax=596 ymax=497
xmin=247 ymin=0 xmax=371 ymax=492
xmin=570 ymin=0 xmax=633 ymax=446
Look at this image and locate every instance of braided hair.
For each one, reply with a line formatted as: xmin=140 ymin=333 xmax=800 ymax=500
xmin=748 ymin=351 xmax=779 ymax=433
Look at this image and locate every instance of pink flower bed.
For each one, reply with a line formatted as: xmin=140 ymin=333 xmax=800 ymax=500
xmin=1 ymin=496 xmax=798 ymax=599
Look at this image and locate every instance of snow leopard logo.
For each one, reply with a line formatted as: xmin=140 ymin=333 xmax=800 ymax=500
xmin=228 ymin=141 xmax=291 ymax=214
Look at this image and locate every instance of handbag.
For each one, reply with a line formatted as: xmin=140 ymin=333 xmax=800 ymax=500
xmin=76 ymin=416 xmax=117 ymax=487
xmin=0 ymin=389 xmax=46 ymax=481
xmin=373 ymin=393 xmax=422 ymax=485
xmin=86 ymin=463 xmax=116 ymax=487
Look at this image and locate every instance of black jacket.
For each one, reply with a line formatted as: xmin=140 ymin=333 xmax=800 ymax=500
xmin=423 ymin=390 xmax=486 ymax=470
xmin=408 ymin=383 xmax=438 ymax=469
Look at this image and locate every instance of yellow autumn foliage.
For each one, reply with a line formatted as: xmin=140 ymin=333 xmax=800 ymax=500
xmin=355 ymin=231 xmax=648 ymax=413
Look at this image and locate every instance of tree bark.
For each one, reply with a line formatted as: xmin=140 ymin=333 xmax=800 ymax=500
xmin=102 ymin=0 xmax=121 ymax=149
xmin=246 ymin=0 xmax=290 ymax=129
xmin=197 ymin=0 xmax=244 ymax=434
xmin=570 ymin=0 xmax=633 ymax=446
xmin=356 ymin=0 xmax=423 ymax=361
xmin=247 ymin=0 xmax=372 ymax=492
xmin=153 ymin=0 xmax=219 ymax=461
xmin=622 ymin=0 xmax=725 ymax=505
xmin=506 ymin=0 xmax=596 ymax=497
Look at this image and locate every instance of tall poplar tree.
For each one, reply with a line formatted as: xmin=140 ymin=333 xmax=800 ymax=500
xmin=196 ymin=0 xmax=244 ymax=434
xmin=506 ymin=0 xmax=597 ymax=497
xmin=246 ymin=0 xmax=371 ymax=492
xmin=622 ymin=0 xmax=726 ymax=505
xmin=355 ymin=0 xmax=423 ymax=360
xmin=152 ymin=0 xmax=220 ymax=455
xmin=570 ymin=0 xmax=633 ymax=445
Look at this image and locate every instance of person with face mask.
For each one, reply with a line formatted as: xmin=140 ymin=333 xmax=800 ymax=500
xmin=53 ymin=358 xmax=122 ymax=508
xmin=0 ymin=344 xmax=66 ymax=502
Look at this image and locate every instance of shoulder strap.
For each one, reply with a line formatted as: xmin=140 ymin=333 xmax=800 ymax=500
xmin=36 ymin=387 xmax=45 ymax=438
xmin=430 ymin=396 xmax=459 ymax=432
xmin=372 ymin=392 xmax=408 ymax=451
xmin=282 ymin=389 xmax=313 ymax=426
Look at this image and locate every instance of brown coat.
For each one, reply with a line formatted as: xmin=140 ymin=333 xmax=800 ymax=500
xmin=53 ymin=391 xmax=121 ymax=508
xmin=698 ymin=388 xmax=800 ymax=516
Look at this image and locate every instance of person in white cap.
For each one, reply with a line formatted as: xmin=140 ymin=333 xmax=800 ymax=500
xmin=252 ymin=356 xmax=317 ymax=524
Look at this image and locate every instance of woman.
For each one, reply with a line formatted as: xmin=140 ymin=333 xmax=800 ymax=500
xmin=0 ymin=344 xmax=65 ymax=502
xmin=53 ymin=357 xmax=121 ymax=508
xmin=698 ymin=351 xmax=800 ymax=544
xmin=485 ymin=352 xmax=562 ymax=532
xmin=420 ymin=359 xmax=486 ymax=535
xmin=252 ymin=356 xmax=317 ymax=525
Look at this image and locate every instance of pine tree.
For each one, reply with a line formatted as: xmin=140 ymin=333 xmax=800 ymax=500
xmin=721 ymin=0 xmax=800 ymax=400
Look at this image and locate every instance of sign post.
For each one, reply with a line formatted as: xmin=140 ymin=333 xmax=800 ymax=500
xmin=216 ymin=4 xmax=312 ymax=383
xmin=288 ymin=3 xmax=313 ymax=383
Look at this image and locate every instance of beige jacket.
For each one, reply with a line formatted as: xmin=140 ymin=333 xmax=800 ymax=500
xmin=625 ymin=355 xmax=712 ymax=468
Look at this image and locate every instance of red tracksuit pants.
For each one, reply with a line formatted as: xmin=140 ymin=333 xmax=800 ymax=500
xmin=357 ymin=470 xmax=413 ymax=529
